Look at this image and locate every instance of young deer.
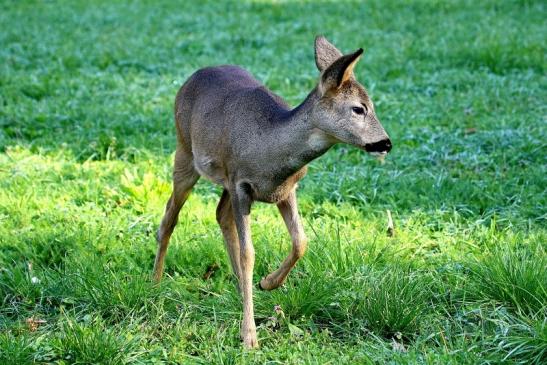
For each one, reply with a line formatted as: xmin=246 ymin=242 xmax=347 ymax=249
xmin=153 ymin=36 xmax=391 ymax=348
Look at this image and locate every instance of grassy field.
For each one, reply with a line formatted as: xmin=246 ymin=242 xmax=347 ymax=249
xmin=1 ymin=0 xmax=546 ymax=363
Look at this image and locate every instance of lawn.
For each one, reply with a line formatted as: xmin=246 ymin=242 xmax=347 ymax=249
xmin=0 ymin=0 xmax=546 ymax=363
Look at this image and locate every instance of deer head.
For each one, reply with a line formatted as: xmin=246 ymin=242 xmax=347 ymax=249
xmin=310 ymin=36 xmax=392 ymax=155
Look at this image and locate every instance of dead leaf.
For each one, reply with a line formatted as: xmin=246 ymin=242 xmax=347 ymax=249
xmin=26 ymin=317 xmax=46 ymax=332
xmin=202 ymin=263 xmax=219 ymax=280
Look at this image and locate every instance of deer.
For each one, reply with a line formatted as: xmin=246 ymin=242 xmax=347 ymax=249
xmin=152 ymin=36 xmax=392 ymax=348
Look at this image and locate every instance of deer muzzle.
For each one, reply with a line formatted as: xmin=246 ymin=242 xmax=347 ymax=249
xmin=364 ymin=138 xmax=392 ymax=154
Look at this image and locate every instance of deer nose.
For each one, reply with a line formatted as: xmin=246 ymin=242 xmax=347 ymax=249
xmin=365 ymin=139 xmax=392 ymax=153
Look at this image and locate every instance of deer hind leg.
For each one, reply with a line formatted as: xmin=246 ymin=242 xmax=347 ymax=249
xmin=216 ymin=189 xmax=241 ymax=281
xmin=153 ymin=148 xmax=199 ymax=282
xmin=259 ymin=189 xmax=307 ymax=291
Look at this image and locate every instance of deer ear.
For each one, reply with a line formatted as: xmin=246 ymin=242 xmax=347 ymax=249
xmin=320 ymin=48 xmax=363 ymax=93
xmin=314 ymin=36 xmax=343 ymax=72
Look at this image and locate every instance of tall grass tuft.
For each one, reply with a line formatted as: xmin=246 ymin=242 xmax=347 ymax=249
xmin=351 ymin=266 xmax=436 ymax=338
xmin=485 ymin=310 xmax=547 ymax=365
xmin=0 ymin=332 xmax=35 ymax=365
xmin=54 ymin=259 xmax=161 ymax=322
xmin=468 ymin=243 xmax=546 ymax=317
xmin=51 ymin=316 xmax=145 ymax=364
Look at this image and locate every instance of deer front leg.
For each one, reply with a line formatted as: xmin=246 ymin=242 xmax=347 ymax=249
xmin=231 ymin=184 xmax=258 ymax=349
xmin=260 ymin=189 xmax=307 ymax=291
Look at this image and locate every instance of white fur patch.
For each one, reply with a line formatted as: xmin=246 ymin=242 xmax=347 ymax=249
xmin=307 ymin=129 xmax=330 ymax=151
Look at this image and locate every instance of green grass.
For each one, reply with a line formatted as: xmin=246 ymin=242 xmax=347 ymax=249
xmin=1 ymin=0 xmax=546 ymax=363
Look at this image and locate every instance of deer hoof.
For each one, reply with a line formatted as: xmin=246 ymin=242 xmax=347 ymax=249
xmin=259 ymin=276 xmax=282 ymax=291
xmin=241 ymin=328 xmax=259 ymax=349
xmin=259 ymin=277 xmax=272 ymax=291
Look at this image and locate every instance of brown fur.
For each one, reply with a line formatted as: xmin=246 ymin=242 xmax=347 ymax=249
xmin=153 ymin=36 xmax=391 ymax=348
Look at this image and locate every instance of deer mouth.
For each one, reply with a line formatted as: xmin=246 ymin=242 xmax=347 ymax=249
xmin=369 ymin=151 xmax=388 ymax=157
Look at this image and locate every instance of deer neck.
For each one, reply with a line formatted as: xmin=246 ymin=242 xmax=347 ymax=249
xmin=269 ymin=89 xmax=335 ymax=174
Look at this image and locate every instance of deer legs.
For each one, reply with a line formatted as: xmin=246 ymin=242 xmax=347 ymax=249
xmin=229 ymin=184 xmax=258 ymax=349
xmin=156 ymin=168 xmax=306 ymax=349
xmin=217 ymin=187 xmax=307 ymax=348
xmin=216 ymin=189 xmax=242 ymax=281
xmin=153 ymin=149 xmax=199 ymax=282
xmin=259 ymin=189 xmax=307 ymax=291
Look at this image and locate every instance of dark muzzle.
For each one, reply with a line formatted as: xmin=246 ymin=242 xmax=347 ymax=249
xmin=365 ymin=139 xmax=392 ymax=153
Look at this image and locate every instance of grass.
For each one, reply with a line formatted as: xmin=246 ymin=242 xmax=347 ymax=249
xmin=0 ymin=0 xmax=545 ymax=363
xmin=469 ymin=243 xmax=547 ymax=317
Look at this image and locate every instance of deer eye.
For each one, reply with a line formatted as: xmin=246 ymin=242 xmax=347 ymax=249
xmin=352 ymin=106 xmax=366 ymax=115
